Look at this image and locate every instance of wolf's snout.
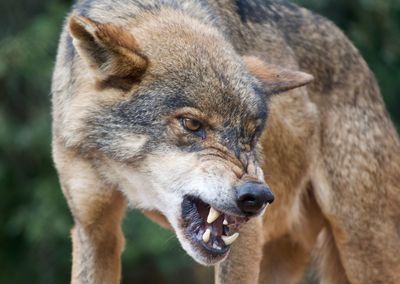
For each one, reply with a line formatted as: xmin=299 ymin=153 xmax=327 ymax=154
xmin=236 ymin=182 xmax=274 ymax=216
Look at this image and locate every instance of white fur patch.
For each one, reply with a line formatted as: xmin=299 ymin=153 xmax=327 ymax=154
xmin=102 ymin=149 xmax=239 ymax=264
xmin=113 ymin=133 xmax=148 ymax=160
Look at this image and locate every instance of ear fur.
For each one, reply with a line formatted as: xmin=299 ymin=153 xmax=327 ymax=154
xmin=243 ymin=56 xmax=314 ymax=94
xmin=69 ymin=15 xmax=148 ymax=89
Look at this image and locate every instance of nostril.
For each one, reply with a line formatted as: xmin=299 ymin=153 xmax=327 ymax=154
xmin=240 ymin=194 xmax=256 ymax=203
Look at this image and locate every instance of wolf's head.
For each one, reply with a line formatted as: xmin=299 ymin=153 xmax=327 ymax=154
xmin=63 ymin=11 xmax=312 ymax=265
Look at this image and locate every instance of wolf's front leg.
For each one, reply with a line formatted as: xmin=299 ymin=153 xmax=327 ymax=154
xmin=70 ymin=189 xmax=127 ymax=284
xmin=55 ymin=149 xmax=128 ymax=284
xmin=215 ymin=217 xmax=263 ymax=284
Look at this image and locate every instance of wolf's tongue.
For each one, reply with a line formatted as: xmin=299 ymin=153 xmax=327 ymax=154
xmin=209 ymin=214 xmax=224 ymax=236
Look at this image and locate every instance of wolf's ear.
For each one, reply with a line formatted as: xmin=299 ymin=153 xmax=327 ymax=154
xmin=69 ymin=15 xmax=148 ymax=89
xmin=243 ymin=56 xmax=314 ymax=94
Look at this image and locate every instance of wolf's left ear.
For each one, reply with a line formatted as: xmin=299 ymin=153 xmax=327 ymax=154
xmin=243 ymin=56 xmax=314 ymax=94
xmin=69 ymin=15 xmax=148 ymax=89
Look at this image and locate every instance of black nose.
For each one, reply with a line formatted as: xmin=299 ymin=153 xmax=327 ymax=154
xmin=236 ymin=182 xmax=274 ymax=216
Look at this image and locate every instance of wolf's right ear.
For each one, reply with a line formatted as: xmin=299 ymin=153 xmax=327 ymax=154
xmin=69 ymin=15 xmax=148 ymax=90
xmin=243 ymin=56 xmax=314 ymax=95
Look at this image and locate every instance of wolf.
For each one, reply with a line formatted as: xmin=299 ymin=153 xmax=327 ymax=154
xmin=52 ymin=0 xmax=400 ymax=283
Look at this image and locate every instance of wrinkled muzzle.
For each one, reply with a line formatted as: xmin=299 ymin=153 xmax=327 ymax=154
xmin=175 ymin=159 xmax=274 ymax=265
xmin=115 ymin=149 xmax=274 ymax=265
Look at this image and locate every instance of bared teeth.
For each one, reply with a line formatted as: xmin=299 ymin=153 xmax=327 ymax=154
xmin=221 ymin=233 xmax=239 ymax=245
xmin=223 ymin=219 xmax=228 ymax=225
xmin=207 ymin=207 xmax=220 ymax=224
xmin=202 ymin=228 xmax=211 ymax=243
xmin=213 ymin=242 xmax=222 ymax=250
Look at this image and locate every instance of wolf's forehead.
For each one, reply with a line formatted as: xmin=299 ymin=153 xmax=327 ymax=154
xmin=153 ymin=71 xmax=267 ymax=124
xmin=200 ymin=74 xmax=267 ymax=124
xmin=206 ymin=84 xmax=267 ymax=124
xmin=159 ymin=63 xmax=267 ymax=117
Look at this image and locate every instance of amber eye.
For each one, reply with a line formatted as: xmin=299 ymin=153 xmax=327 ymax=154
xmin=182 ymin=117 xmax=202 ymax=132
xmin=180 ymin=117 xmax=206 ymax=139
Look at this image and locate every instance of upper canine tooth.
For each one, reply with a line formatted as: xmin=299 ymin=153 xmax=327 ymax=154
xmin=221 ymin=232 xmax=239 ymax=245
xmin=207 ymin=207 xmax=220 ymax=224
xmin=223 ymin=219 xmax=228 ymax=225
xmin=202 ymin=228 xmax=211 ymax=243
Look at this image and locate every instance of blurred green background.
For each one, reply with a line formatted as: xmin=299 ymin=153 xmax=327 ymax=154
xmin=0 ymin=0 xmax=399 ymax=283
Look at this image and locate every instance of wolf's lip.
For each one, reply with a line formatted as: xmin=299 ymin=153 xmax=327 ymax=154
xmin=181 ymin=196 xmax=249 ymax=260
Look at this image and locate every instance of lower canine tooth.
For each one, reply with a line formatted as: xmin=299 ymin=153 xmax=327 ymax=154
xmin=207 ymin=207 xmax=220 ymax=224
xmin=223 ymin=219 xmax=228 ymax=225
xmin=202 ymin=228 xmax=211 ymax=243
xmin=221 ymin=233 xmax=239 ymax=245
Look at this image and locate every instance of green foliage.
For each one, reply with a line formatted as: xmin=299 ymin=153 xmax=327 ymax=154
xmin=0 ymin=0 xmax=398 ymax=283
xmin=0 ymin=1 xmax=73 ymax=283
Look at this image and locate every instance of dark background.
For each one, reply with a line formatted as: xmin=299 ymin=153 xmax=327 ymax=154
xmin=0 ymin=0 xmax=399 ymax=283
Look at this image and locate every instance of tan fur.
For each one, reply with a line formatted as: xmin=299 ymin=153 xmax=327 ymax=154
xmin=52 ymin=1 xmax=400 ymax=283
xmin=142 ymin=210 xmax=172 ymax=230
xmin=53 ymin=141 xmax=127 ymax=283
xmin=69 ymin=15 xmax=148 ymax=90
xmin=243 ymin=56 xmax=314 ymax=94
xmin=215 ymin=218 xmax=264 ymax=284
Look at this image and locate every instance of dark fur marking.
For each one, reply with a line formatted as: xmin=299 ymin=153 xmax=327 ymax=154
xmin=220 ymin=126 xmax=241 ymax=157
xmin=253 ymin=83 xmax=268 ymax=122
xmin=235 ymin=0 xmax=303 ymax=39
xmin=163 ymin=93 xmax=194 ymax=109
xmin=235 ymin=0 xmax=294 ymax=23
xmin=235 ymin=0 xmax=271 ymax=23
xmin=96 ymin=75 xmax=144 ymax=92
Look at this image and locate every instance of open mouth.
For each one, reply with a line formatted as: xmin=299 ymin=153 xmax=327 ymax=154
xmin=181 ymin=196 xmax=249 ymax=262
